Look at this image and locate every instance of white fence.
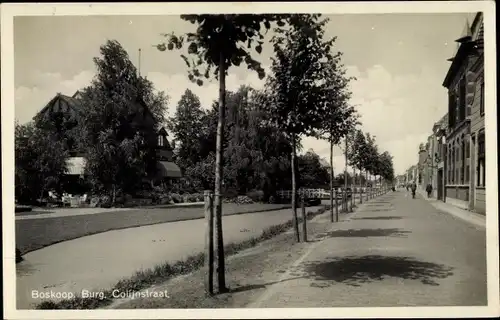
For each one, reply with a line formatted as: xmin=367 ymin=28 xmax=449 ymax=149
xmin=277 ymin=187 xmax=373 ymax=199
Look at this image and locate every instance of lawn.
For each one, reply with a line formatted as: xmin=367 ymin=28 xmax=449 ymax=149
xmin=16 ymin=203 xmax=291 ymax=255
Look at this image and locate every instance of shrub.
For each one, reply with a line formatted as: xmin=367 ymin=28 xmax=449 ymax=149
xmin=171 ymin=193 xmax=182 ymax=203
xmin=246 ymin=190 xmax=265 ymax=203
xmin=159 ymin=194 xmax=172 ymax=205
xmin=235 ymin=195 xmax=253 ymax=205
xmin=223 ymin=188 xmax=239 ymax=199
xmin=186 ymin=194 xmax=199 ymax=203
xmin=268 ymin=195 xmax=276 ymax=204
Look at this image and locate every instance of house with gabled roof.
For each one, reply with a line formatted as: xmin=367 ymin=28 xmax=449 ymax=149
xmin=33 ymin=90 xmax=182 ymax=193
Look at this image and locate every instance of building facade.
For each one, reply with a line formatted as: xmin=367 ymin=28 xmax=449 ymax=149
xmin=467 ymin=13 xmax=486 ymax=214
xmin=442 ymin=12 xmax=484 ymax=212
xmin=433 ymin=114 xmax=449 ymax=201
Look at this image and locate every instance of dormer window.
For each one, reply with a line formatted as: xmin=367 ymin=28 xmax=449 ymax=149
xmin=158 ymin=135 xmax=164 ymax=147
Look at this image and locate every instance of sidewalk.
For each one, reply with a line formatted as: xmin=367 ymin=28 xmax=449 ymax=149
xmin=109 ymin=190 xmax=487 ymax=309
xmin=249 ymin=191 xmax=487 ymax=307
xmin=415 ymin=188 xmax=485 ymax=228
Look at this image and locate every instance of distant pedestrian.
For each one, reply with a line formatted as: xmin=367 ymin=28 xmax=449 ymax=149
xmin=426 ymin=183 xmax=433 ymax=198
xmin=410 ymin=181 xmax=417 ymax=199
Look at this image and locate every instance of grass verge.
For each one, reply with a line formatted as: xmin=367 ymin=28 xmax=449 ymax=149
xmin=17 ymin=203 xmax=294 ymax=255
xmin=35 ymin=205 xmax=329 ymax=310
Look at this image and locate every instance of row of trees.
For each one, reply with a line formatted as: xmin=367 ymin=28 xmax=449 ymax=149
xmin=158 ymin=14 xmax=395 ymax=293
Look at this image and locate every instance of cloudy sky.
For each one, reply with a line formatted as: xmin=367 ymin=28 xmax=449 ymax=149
xmin=14 ymin=12 xmax=476 ymax=175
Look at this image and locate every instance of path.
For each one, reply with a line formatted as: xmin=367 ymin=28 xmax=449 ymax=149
xmin=249 ymin=192 xmax=487 ymax=307
xmin=16 ymin=204 xmax=323 ymax=309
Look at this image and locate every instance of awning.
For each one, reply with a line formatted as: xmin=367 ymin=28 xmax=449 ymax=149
xmin=157 ymin=161 xmax=182 ymax=178
xmin=66 ymin=157 xmax=86 ymax=175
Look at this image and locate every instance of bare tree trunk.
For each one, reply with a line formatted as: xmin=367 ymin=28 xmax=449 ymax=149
xmin=291 ymin=132 xmax=300 ymax=242
xmin=214 ymin=52 xmax=228 ymax=293
xmin=352 ymin=167 xmax=356 ymax=209
xmin=301 ymin=194 xmax=307 ymax=242
xmin=359 ymin=169 xmax=363 ymax=204
xmin=112 ymin=184 xmax=116 ymax=205
xmin=365 ymin=171 xmax=369 ymax=201
xmin=329 ymin=139 xmax=334 ymax=222
xmin=204 ymin=190 xmax=214 ymax=295
xmin=344 ymin=137 xmax=348 ymax=212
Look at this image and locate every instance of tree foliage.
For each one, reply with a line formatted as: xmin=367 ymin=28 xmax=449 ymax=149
xmin=15 ymin=121 xmax=69 ymax=203
xmin=378 ymin=151 xmax=395 ymax=182
xmin=348 ymin=129 xmax=368 ymax=172
xmin=168 ymin=89 xmax=206 ymax=169
xmin=157 ymin=14 xmax=291 ymax=86
xmin=263 ymin=14 xmax=336 ymax=137
xmin=298 ymin=150 xmax=330 ymax=188
xmin=78 ymin=40 xmax=169 ymax=196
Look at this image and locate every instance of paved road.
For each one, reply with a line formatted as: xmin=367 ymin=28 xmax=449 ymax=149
xmin=249 ymin=192 xmax=487 ymax=307
xmin=16 ymin=204 xmax=324 ymax=309
xmin=16 ymin=203 xmax=292 ymax=254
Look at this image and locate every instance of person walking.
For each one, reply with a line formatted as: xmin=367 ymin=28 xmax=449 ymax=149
xmin=411 ymin=181 xmax=417 ymax=199
xmin=426 ymin=183 xmax=433 ymax=198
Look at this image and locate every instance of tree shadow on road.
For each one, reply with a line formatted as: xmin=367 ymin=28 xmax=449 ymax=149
xmin=231 ymin=255 xmax=454 ymax=294
xmin=352 ymin=216 xmax=403 ymax=220
xmin=322 ymin=228 xmax=411 ymax=238
xmin=358 ymin=208 xmax=394 ymax=213
xmin=366 ymin=203 xmax=392 ymax=207
xmin=297 ymin=255 xmax=454 ymax=287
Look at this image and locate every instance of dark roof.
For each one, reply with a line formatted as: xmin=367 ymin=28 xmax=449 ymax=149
xmin=35 ymin=91 xmax=158 ymax=128
xmin=443 ymin=13 xmax=484 ymax=88
xmin=34 ymin=93 xmax=83 ymax=123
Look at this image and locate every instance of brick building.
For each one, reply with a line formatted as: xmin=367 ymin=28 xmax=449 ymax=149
xmin=433 ymin=113 xmax=448 ymax=201
xmin=467 ymin=13 xmax=486 ymax=214
xmin=442 ymin=12 xmax=484 ymax=212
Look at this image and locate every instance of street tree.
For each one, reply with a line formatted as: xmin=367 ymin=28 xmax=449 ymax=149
xmin=348 ymin=129 xmax=370 ymax=200
xmin=263 ymin=14 xmax=335 ymax=242
xmin=316 ymin=51 xmax=358 ymax=222
xmin=156 ymin=14 xmax=289 ymax=293
xmin=363 ymin=132 xmax=378 ymax=187
xmin=378 ymin=150 xmax=395 ymax=187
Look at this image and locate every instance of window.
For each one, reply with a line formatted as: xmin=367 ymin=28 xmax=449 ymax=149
xmin=449 ymin=91 xmax=457 ymax=128
xmin=158 ymin=135 xmax=164 ymax=147
xmin=466 ymin=165 xmax=470 ymax=183
xmin=462 ymin=138 xmax=466 ymax=184
xmin=459 ymin=77 xmax=467 ymax=121
xmin=480 ymin=79 xmax=485 ymax=116
xmin=477 ymin=132 xmax=485 ymax=187
xmin=466 ymin=139 xmax=470 ymax=158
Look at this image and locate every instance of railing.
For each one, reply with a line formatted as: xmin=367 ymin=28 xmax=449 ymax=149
xmin=277 ymin=187 xmax=371 ymax=199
